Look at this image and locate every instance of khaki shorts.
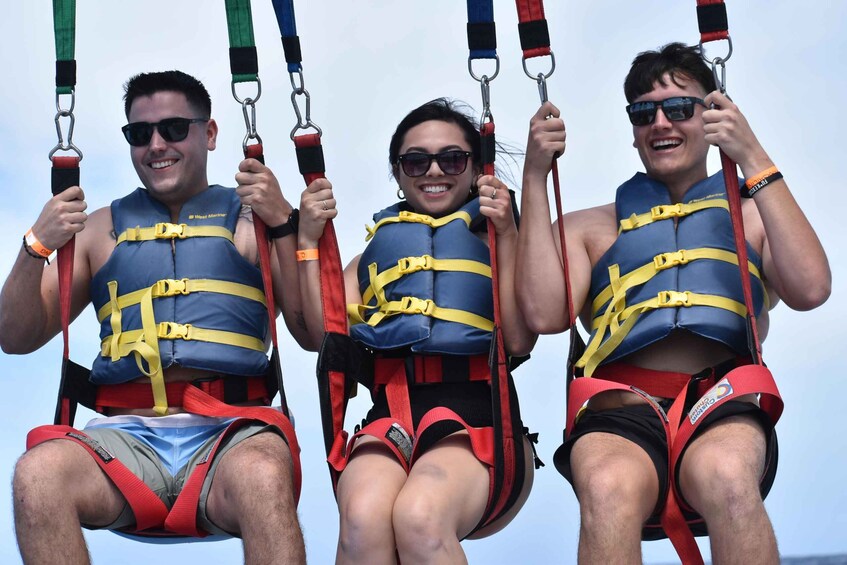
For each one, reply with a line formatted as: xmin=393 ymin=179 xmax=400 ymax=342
xmin=83 ymin=419 xmax=279 ymax=536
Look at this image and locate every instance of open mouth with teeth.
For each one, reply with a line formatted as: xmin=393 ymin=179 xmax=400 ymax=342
xmin=421 ymin=184 xmax=449 ymax=194
xmin=652 ymin=139 xmax=682 ymax=151
xmin=150 ymin=159 xmax=178 ymax=170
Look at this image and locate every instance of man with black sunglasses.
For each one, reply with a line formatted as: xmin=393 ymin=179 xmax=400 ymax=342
xmin=0 ymin=70 xmax=316 ymax=563
xmin=517 ymin=43 xmax=830 ymax=563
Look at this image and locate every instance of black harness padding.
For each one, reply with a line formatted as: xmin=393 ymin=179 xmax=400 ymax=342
xmin=296 ymin=144 xmax=326 ymax=176
xmin=51 ymin=166 xmax=79 ymax=195
xmin=55 ymin=59 xmax=76 ymax=88
xmin=281 ymin=35 xmax=302 ymax=65
xmin=697 ymin=4 xmax=729 ymax=35
xmin=517 ymin=20 xmax=550 ymax=51
xmin=466 ymin=22 xmax=497 ymax=51
xmin=229 ymin=46 xmax=259 ymax=75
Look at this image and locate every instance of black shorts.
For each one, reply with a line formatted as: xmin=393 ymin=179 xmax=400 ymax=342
xmin=554 ymin=399 xmax=778 ymax=521
xmin=364 ymin=381 xmax=494 ymax=455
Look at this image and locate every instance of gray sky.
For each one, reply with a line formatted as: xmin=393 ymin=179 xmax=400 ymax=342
xmin=1 ymin=1 xmax=844 ymax=563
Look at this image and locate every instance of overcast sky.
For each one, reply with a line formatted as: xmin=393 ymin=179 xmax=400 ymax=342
xmin=1 ymin=2 xmax=845 ymax=563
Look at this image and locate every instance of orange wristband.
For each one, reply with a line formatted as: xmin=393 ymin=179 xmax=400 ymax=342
xmin=744 ymin=166 xmax=779 ymax=190
xmin=296 ymin=248 xmax=319 ymax=262
xmin=24 ymin=229 xmax=53 ymax=258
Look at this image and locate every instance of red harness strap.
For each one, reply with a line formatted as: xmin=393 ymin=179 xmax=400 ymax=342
xmin=27 ymin=385 xmax=300 ymax=537
xmin=93 ymin=377 xmax=271 ymax=413
xmin=567 ymin=363 xmax=782 ymax=564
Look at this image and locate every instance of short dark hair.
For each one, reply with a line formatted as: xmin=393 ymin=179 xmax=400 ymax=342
xmin=123 ymin=70 xmax=212 ymax=119
xmin=623 ymin=42 xmax=716 ymax=103
xmin=388 ymin=98 xmax=481 ymax=171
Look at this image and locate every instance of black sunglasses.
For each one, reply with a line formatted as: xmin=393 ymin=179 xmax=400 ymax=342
xmin=397 ymin=150 xmax=472 ymax=178
xmin=625 ymin=96 xmax=707 ymax=126
xmin=121 ymin=117 xmax=209 ymax=147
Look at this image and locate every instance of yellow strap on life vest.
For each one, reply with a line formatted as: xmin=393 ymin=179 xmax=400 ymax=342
xmin=364 ymin=210 xmax=472 ymax=242
xmin=590 ymin=247 xmax=765 ymax=316
xmin=360 ymin=255 xmax=491 ymax=307
xmin=349 ymin=296 xmax=494 ymax=332
xmin=576 ymin=290 xmax=747 ymax=377
xmin=101 ymin=323 xmax=266 ymax=357
xmin=618 ymin=199 xmax=729 ymax=233
xmin=97 ymin=278 xmax=267 ymax=323
xmin=116 ymin=223 xmax=234 ymax=245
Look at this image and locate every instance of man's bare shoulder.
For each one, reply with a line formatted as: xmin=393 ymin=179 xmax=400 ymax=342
xmin=79 ymin=206 xmax=116 ymax=273
xmin=561 ymin=203 xmax=619 ymax=265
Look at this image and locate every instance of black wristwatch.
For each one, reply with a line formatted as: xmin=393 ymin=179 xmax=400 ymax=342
xmin=268 ymin=208 xmax=299 ymax=239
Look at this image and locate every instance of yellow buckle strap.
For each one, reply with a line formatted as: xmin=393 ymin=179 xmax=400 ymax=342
xmin=361 ymin=256 xmax=492 ymax=307
xmin=590 ymin=247 xmax=765 ymax=317
xmin=365 ymin=210 xmax=473 ymax=241
xmin=619 ymin=198 xmax=729 ymax=232
xmin=358 ymin=295 xmax=494 ymax=332
xmin=578 ymin=290 xmax=748 ymax=377
xmin=116 ymin=224 xmax=234 ymax=245
xmin=97 ymin=278 xmax=267 ymax=323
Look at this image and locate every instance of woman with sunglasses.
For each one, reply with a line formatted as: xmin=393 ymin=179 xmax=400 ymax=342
xmin=297 ymin=98 xmax=538 ymax=563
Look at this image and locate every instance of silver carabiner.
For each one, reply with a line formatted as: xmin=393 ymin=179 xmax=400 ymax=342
xmin=240 ymin=97 xmax=263 ymax=153
xmin=231 ymin=77 xmax=262 ymax=106
xmin=468 ymin=55 xmax=500 ymax=83
xmin=700 ymin=36 xmax=733 ymax=93
xmin=522 ymin=51 xmax=556 ymax=81
xmin=289 ymin=87 xmax=322 ymax=139
xmin=289 ymin=70 xmax=306 ymax=95
xmin=48 ymin=102 xmax=83 ymax=161
xmin=479 ymin=75 xmax=494 ymax=126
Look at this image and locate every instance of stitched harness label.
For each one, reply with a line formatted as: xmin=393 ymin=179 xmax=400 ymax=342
xmin=688 ymin=378 xmax=734 ymax=425
xmin=385 ymin=423 xmax=413 ymax=464
xmin=66 ymin=432 xmax=115 ymax=462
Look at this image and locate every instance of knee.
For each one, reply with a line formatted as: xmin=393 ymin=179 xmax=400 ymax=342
xmin=337 ymin=490 xmax=395 ymax=555
xmin=682 ymin=451 xmax=763 ymax=519
xmin=392 ymin=492 xmax=451 ymax=557
xmin=575 ymin=466 xmax=655 ymax=528
xmin=13 ymin=444 xmax=72 ymax=512
xmin=219 ymin=438 xmax=296 ymax=506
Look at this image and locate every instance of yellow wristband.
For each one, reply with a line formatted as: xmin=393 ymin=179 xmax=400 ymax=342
xmin=296 ymin=248 xmax=319 ymax=262
xmin=24 ymin=229 xmax=53 ymax=258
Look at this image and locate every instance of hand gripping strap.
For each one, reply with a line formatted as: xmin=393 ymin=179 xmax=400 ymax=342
xmin=26 ymin=425 xmax=170 ymax=532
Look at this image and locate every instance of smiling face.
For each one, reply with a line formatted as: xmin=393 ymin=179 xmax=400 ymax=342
xmin=631 ymin=73 xmax=710 ymax=195
xmin=127 ymin=91 xmax=217 ymax=211
xmin=395 ymin=120 xmax=478 ymax=217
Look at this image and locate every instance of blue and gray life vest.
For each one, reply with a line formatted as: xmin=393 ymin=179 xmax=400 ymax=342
xmin=576 ymin=172 xmax=767 ymax=376
xmin=90 ymin=186 xmax=270 ymax=397
xmin=348 ymin=198 xmax=494 ymax=355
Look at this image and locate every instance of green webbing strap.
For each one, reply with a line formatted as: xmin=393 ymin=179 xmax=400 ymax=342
xmin=225 ymin=0 xmax=260 ymax=83
xmin=53 ymin=0 xmax=76 ymax=95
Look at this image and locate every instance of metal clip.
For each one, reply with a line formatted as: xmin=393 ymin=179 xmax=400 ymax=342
xmin=241 ymin=97 xmax=263 ymax=152
xmin=48 ymin=91 xmax=83 ymax=160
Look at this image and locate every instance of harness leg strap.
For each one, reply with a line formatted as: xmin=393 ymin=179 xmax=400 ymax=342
xmin=26 ymin=425 xmax=170 ymax=532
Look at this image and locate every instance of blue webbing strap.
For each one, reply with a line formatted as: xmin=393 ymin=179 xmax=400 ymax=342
xmin=271 ymin=0 xmax=303 ymax=73
xmin=467 ymin=0 xmax=497 ymax=60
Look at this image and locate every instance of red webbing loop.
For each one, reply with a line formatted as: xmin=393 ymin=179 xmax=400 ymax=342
xmin=696 ymin=0 xmax=730 ymax=43
xmin=242 ymin=143 xmax=280 ymax=349
xmin=720 ymin=150 xmax=763 ymax=364
xmin=514 ymin=0 xmax=551 ymax=59
xmin=292 ymin=133 xmax=350 ymax=491
xmin=51 ymin=156 xmax=80 ymax=359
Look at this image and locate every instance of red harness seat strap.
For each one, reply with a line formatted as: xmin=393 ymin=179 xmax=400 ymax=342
xmin=26 ymin=425 xmax=170 ymax=532
xmin=566 ymin=362 xmax=782 ymax=565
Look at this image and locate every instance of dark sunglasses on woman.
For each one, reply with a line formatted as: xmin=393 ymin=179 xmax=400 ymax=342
xmin=625 ymin=96 xmax=707 ymax=127
xmin=397 ymin=150 xmax=472 ymax=177
xmin=121 ymin=117 xmax=209 ymax=147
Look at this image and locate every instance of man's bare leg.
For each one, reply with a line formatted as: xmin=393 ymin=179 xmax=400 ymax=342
xmin=679 ymin=414 xmax=778 ymax=565
xmin=205 ymin=432 xmax=305 ymax=565
xmin=570 ymin=432 xmax=659 ymax=565
xmin=14 ymin=440 xmax=126 ymax=565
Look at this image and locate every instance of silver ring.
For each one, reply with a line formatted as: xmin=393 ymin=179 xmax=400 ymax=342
xmin=321 ymin=200 xmax=328 ymax=211
xmin=490 ymin=189 xmax=497 ymax=200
